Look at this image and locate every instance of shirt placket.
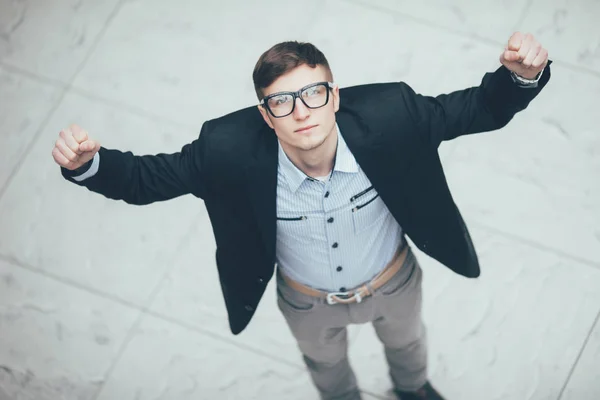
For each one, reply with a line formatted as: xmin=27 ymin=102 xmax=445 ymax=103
xmin=320 ymin=175 xmax=346 ymax=292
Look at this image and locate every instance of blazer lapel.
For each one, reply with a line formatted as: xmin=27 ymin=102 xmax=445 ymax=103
xmin=336 ymin=107 xmax=383 ymax=151
xmin=244 ymin=127 xmax=279 ymax=264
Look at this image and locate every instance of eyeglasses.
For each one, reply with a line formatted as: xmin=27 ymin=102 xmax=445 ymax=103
xmin=259 ymin=81 xmax=334 ymax=118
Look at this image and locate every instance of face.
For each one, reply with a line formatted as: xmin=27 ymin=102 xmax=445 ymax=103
xmin=257 ymin=64 xmax=340 ymax=153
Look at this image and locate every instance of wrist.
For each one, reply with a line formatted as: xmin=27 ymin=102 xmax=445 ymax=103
xmin=510 ymin=68 xmax=544 ymax=87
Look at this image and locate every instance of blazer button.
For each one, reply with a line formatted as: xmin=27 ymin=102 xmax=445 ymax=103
xmin=257 ymin=278 xmax=264 ymax=284
xmin=245 ymin=305 xmax=254 ymax=312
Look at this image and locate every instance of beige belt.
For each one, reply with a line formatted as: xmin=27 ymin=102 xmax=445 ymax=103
xmin=279 ymin=242 xmax=409 ymax=305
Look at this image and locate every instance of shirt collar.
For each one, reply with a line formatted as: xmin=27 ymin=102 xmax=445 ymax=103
xmin=278 ymin=123 xmax=359 ymax=193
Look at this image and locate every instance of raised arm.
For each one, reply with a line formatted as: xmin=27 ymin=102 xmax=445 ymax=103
xmin=53 ymin=123 xmax=209 ymax=205
xmin=403 ymin=32 xmax=551 ymax=148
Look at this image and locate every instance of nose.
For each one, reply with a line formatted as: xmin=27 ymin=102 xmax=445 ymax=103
xmin=292 ymin=97 xmax=310 ymax=120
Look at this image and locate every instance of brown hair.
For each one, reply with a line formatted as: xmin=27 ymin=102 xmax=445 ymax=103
xmin=252 ymin=41 xmax=333 ymax=100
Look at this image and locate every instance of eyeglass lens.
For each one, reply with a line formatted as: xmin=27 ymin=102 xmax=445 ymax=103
xmin=267 ymin=83 xmax=329 ymax=117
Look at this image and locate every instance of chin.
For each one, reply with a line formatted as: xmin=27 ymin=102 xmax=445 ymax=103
xmin=298 ymin=135 xmax=328 ymax=151
xmin=280 ymin=125 xmax=333 ymax=151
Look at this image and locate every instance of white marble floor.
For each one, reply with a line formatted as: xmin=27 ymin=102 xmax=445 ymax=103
xmin=1 ymin=1 xmax=599 ymax=399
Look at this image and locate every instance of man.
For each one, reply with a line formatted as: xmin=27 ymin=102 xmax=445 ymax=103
xmin=52 ymin=32 xmax=550 ymax=399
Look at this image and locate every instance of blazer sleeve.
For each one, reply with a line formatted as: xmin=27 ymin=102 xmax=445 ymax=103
xmin=401 ymin=60 xmax=552 ymax=148
xmin=60 ymin=121 xmax=211 ymax=205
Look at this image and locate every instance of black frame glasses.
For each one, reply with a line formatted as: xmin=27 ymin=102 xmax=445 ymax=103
xmin=259 ymin=81 xmax=335 ymax=118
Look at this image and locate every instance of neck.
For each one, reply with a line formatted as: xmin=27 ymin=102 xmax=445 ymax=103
xmin=281 ymin=126 xmax=338 ymax=178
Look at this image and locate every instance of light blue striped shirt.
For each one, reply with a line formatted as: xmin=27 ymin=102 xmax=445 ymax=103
xmin=276 ymin=125 xmax=404 ymax=292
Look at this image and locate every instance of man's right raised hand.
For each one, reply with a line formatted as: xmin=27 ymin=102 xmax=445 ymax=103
xmin=52 ymin=124 xmax=101 ymax=170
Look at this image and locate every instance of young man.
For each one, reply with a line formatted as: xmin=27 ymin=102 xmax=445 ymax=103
xmin=53 ymin=32 xmax=550 ymax=400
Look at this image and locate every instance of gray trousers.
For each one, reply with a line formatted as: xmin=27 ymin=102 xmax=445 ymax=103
xmin=276 ymin=246 xmax=427 ymax=400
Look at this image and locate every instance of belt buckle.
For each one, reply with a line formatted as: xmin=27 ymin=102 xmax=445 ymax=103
xmin=326 ymin=291 xmax=362 ymax=305
xmin=326 ymin=291 xmax=349 ymax=305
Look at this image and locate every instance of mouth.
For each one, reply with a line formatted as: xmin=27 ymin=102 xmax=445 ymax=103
xmin=295 ymin=124 xmax=318 ymax=133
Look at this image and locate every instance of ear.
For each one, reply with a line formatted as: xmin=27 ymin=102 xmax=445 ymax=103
xmin=331 ymin=84 xmax=340 ymax=113
xmin=257 ymin=105 xmax=274 ymax=129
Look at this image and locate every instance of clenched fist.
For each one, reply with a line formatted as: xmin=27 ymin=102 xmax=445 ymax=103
xmin=500 ymin=32 xmax=548 ymax=80
xmin=52 ymin=124 xmax=100 ymax=170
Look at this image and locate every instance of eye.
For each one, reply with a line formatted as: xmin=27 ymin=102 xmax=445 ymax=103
xmin=304 ymin=85 xmax=324 ymax=97
xmin=269 ymin=95 xmax=291 ymax=107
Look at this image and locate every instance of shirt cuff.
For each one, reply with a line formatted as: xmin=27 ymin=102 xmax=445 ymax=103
xmin=510 ymin=67 xmax=544 ymax=88
xmin=73 ymin=152 xmax=100 ymax=182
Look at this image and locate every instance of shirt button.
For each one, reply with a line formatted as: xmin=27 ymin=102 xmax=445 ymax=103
xmin=324 ymin=191 xmax=330 ymax=198
xmin=245 ymin=305 xmax=254 ymax=312
xmin=327 ymin=217 xmax=334 ymax=223
xmin=332 ymin=242 xmax=339 ymax=249
xmin=336 ymin=266 xmax=343 ymax=272
xmin=340 ymin=287 xmax=346 ymax=292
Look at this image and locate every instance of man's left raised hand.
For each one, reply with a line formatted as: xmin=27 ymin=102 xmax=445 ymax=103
xmin=500 ymin=32 xmax=548 ymax=80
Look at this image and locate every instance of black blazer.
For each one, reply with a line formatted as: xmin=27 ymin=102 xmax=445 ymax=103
xmin=63 ymin=62 xmax=552 ymax=334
